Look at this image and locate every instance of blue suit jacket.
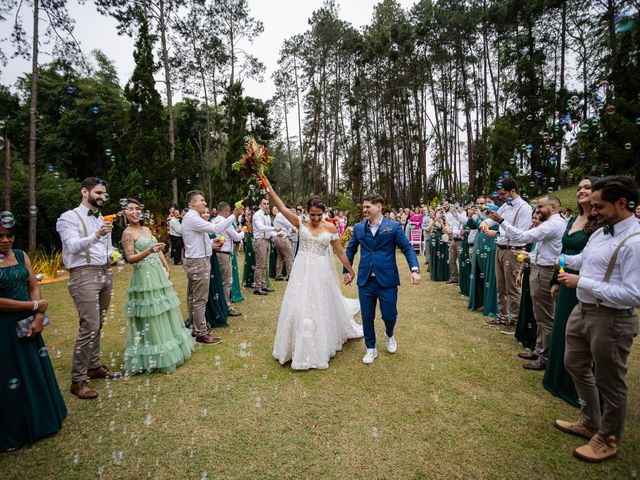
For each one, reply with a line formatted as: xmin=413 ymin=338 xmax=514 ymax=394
xmin=345 ymin=217 xmax=420 ymax=287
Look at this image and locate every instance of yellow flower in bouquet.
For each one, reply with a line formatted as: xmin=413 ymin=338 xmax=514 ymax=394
xmin=232 ymin=137 xmax=272 ymax=189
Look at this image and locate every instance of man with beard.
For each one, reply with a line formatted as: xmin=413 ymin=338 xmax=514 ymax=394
xmin=555 ymin=176 xmax=640 ymax=463
xmin=252 ymin=198 xmax=281 ymax=295
xmin=488 ymin=195 xmax=566 ymax=368
xmin=56 ymin=178 xmax=121 ymax=399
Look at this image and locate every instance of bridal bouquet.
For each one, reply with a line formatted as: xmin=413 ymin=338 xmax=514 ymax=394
xmin=232 ymin=137 xmax=272 ymax=190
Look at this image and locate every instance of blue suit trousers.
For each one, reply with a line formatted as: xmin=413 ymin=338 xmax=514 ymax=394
xmin=358 ymin=275 xmax=398 ymax=348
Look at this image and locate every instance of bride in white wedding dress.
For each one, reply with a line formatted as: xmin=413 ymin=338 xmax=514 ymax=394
xmin=264 ymin=177 xmax=364 ymax=370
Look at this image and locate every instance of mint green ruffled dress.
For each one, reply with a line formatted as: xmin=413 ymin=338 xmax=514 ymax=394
xmin=124 ymin=237 xmax=195 ymax=375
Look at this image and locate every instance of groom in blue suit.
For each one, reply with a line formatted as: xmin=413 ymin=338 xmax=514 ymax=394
xmin=344 ymin=194 xmax=421 ymax=364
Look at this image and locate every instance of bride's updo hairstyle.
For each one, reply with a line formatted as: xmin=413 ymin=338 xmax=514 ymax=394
xmin=307 ymin=196 xmax=326 ymax=212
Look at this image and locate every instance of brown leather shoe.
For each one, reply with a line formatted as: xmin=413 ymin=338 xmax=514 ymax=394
xmin=227 ymin=308 xmax=242 ymax=317
xmin=500 ymin=324 xmax=517 ymax=335
xmin=87 ymin=365 xmax=122 ymax=379
xmin=573 ymin=434 xmax=618 ymax=462
xmin=70 ymin=380 xmax=98 ymax=399
xmin=554 ymin=419 xmax=598 ymax=440
xmin=518 ymin=351 xmax=539 ymax=361
xmin=196 ymin=334 xmax=223 ymax=345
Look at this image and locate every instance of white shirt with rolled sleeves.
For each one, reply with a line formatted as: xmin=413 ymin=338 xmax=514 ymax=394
xmin=564 ymin=215 xmax=640 ymax=309
xmin=181 ymin=209 xmax=236 ymax=259
xmin=447 ymin=209 xmax=468 ymax=238
xmin=500 ymin=213 xmax=566 ymax=266
xmin=252 ymin=209 xmax=276 ymax=239
xmin=485 ymin=196 xmax=533 ymax=246
xmin=211 ymin=216 xmax=244 ymax=253
xmin=274 ymin=212 xmax=294 ymax=237
xmin=56 ymin=204 xmax=115 ymax=269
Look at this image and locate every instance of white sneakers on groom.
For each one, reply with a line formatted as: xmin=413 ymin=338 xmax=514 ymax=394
xmin=362 ymin=336 xmax=397 ymax=364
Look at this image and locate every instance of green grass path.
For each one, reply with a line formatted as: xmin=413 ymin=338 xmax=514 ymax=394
xmin=1 ymin=254 xmax=637 ymax=479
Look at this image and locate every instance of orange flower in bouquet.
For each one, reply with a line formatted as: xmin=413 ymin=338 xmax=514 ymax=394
xmin=232 ymin=137 xmax=272 ymax=190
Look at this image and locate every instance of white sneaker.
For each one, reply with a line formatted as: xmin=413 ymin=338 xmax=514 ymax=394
xmin=386 ymin=335 xmax=397 ymax=354
xmin=362 ymin=348 xmax=378 ymax=364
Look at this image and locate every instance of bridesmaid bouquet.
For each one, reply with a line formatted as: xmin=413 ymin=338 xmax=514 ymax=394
xmin=232 ymin=137 xmax=272 ymax=190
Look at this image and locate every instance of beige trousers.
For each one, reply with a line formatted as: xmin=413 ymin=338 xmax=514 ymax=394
xmin=274 ymin=236 xmax=294 ymax=278
xmin=529 ymin=264 xmax=556 ymax=361
xmin=495 ymin=248 xmax=521 ymax=323
xmin=183 ymin=257 xmax=211 ymax=336
xmin=565 ymin=303 xmax=638 ymax=443
xmin=216 ymin=252 xmax=233 ymax=307
xmin=253 ymin=238 xmax=270 ymax=289
xmin=68 ymin=265 xmax=112 ymax=383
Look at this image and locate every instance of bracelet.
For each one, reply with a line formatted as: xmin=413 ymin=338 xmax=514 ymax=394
xmin=32 ymin=300 xmax=39 ymax=311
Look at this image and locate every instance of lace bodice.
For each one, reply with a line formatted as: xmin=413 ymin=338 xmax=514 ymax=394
xmin=134 ymin=237 xmax=162 ymax=267
xmin=298 ymin=223 xmax=339 ymax=256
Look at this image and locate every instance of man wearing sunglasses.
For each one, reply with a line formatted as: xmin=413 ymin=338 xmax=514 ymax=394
xmin=57 ymin=177 xmax=121 ymax=400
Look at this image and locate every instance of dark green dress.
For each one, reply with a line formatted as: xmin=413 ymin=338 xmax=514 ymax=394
xmin=230 ymin=246 xmax=244 ymax=303
xmin=515 ymin=251 xmax=537 ymax=350
xmin=242 ymin=232 xmax=255 ymax=288
xmin=468 ymin=224 xmax=499 ymax=317
xmin=429 ymin=226 xmax=450 ymax=281
xmin=543 ymin=216 xmax=587 ymax=407
xmin=0 ymin=249 xmax=67 ymax=452
xmin=458 ymin=228 xmax=471 ymax=296
xmin=205 ymin=240 xmax=229 ymax=328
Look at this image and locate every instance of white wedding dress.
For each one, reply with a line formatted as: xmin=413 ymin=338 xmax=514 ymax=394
xmin=272 ymin=221 xmax=363 ymax=370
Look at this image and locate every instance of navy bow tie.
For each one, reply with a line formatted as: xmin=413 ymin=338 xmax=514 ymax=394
xmin=603 ymin=224 xmax=614 ymax=236
xmin=87 ymin=210 xmax=100 ymax=218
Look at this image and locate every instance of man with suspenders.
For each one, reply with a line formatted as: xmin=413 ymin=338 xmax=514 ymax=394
xmin=554 ymin=176 xmax=640 ymax=462
xmin=57 ymin=178 xmax=120 ymax=399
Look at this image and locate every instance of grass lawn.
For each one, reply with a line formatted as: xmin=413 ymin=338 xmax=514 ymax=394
xmin=1 ymin=253 xmax=638 ymax=479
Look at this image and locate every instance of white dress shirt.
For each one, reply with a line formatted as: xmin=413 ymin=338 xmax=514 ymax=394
xmin=565 ymin=215 xmax=640 ymax=309
xmin=181 ymin=209 xmax=235 ymax=259
xmin=56 ymin=204 xmax=115 ymax=269
xmin=253 ymin=209 xmax=276 ymax=239
xmin=274 ymin=212 xmax=294 ymax=237
xmin=486 ymin=196 xmax=533 ymax=246
xmin=468 ymin=214 xmax=481 ymax=245
xmin=169 ymin=216 xmax=182 ymax=236
xmin=212 ymin=216 xmax=244 ymax=253
xmin=500 ymin=213 xmax=566 ymax=266
xmin=445 ymin=210 xmax=467 ymax=239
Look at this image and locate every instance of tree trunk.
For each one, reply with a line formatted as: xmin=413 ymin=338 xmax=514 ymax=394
xmin=3 ymin=137 xmax=10 ymax=211
xmin=283 ymin=94 xmax=295 ymax=203
xmin=28 ymin=0 xmax=39 ymax=256
xmin=158 ymin=0 xmax=178 ymax=205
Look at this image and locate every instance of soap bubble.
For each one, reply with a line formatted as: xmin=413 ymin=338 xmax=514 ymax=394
xmin=110 ymin=155 xmax=116 ymax=162
xmin=105 ymin=148 xmax=112 ymax=156
xmin=615 ymin=15 xmax=635 ymax=33
xmin=624 ymin=143 xmax=632 ymax=150
xmin=529 ymin=181 xmax=535 ymax=188
xmin=7 ymin=378 xmax=20 ymax=390
xmin=526 ymin=114 xmax=532 ymax=120
xmin=38 ymin=347 xmax=49 ymax=357
xmin=186 ymin=179 xmax=191 ymax=185
xmin=103 ymin=193 xmax=110 ymax=201
xmin=605 ymin=105 xmax=615 ymax=115
xmin=604 ymin=163 xmax=610 ymax=170
xmin=144 ymin=179 xmax=150 ymax=187
xmin=90 ymin=105 xmax=100 ymax=115
xmin=550 ymin=177 xmax=555 ymax=183
xmin=509 ymin=157 xmax=516 ymax=165
xmin=65 ymin=85 xmax=76 ymax=95
xmin=28 ymin=205 xmax=38 ymax=216
xmin=636 ymin=117 xmax=640 ymax=126
xmin=1 ymin=211 xmax=15 ymax=228
xmin=47 ymin=164 xmax=55 ymax=172
xmin=549 ymin=156 xmax=557 ymax=165
xmin=580 ymin=123 xmax=589 ymax=133
xmin=119 ymin=198 xmax=128 ymax=208
xmin=579 ymin=151 xmax=587 ymax=159
xmin=571 ymin=95 xmax=579 ymax=103
xmin=53 ymin=171 xmax=60 ymax=179
xmin=547 ymin=187 xmax=554 ymax=193
xmin=628 ymin=201 xmax=636 ymax=209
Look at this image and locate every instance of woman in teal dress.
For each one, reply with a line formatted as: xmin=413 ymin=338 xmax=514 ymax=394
xmin=543 ymin=178 xmax=596 ymax=407
xmin=121 ymin=200 xmax=195 ymax=375
xmin=515 ymin=246 xmax=537 ymax=350
xmin=0 ymin=223 xmax=67 ymax=451
xmin=202 ymin=209 xmax=228 ymax=328
xmin=231 ymin=239 xmax=245 ymax=303
xmin=243 ymin=211 xmax=256 ymax=288
xmin=458 ymin=208 xmax=473 ymax=296
xmin=427 ymin=208 xmax=450 ymax=281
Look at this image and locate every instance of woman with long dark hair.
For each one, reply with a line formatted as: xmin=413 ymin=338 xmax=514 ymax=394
xmin=543 ymin=177 xmax=599 ymax=406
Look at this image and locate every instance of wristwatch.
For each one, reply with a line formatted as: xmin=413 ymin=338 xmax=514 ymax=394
xmin=411 ymin=267 xmax=420 ymax=274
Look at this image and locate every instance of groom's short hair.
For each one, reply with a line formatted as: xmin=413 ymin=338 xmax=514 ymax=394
xmin=363 ymin=193 xmax=385 ymax=206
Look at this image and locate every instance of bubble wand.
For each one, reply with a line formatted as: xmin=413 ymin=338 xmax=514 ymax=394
xmin=557 ymin=254 xmax=567 ymax=273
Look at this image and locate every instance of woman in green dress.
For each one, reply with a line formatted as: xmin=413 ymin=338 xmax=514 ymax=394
xmin=427 ymin=208 xmax=450 ymax=281
xmin=202 ymin=209 xmax=229 ymax=328
xmin=121 ymin=200 xmax=195 ymax=375
xmin=0 ymin=222 xmax=67 ymax=452
xmin=515 ymin=241 xmax=537 ymax=351
xmin=468 ymin=204 xmax=499 ymax=317
xmin=230 ymin=237 xmax=245 ymax=303
xmin=458 ymin=207 xmax=473 ymax=296
xmin=543 ymin=178 xmax=597 ymax=407
xmin=243 ymin=211 xmax=256 ymax=288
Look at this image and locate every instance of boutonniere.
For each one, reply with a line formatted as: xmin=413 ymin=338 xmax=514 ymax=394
xmin=382 ymin=226 xmax=392 ymax=233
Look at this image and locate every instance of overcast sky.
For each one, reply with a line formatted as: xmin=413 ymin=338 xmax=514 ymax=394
xmin=1 ymin=0 xmax=416 ymax=101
